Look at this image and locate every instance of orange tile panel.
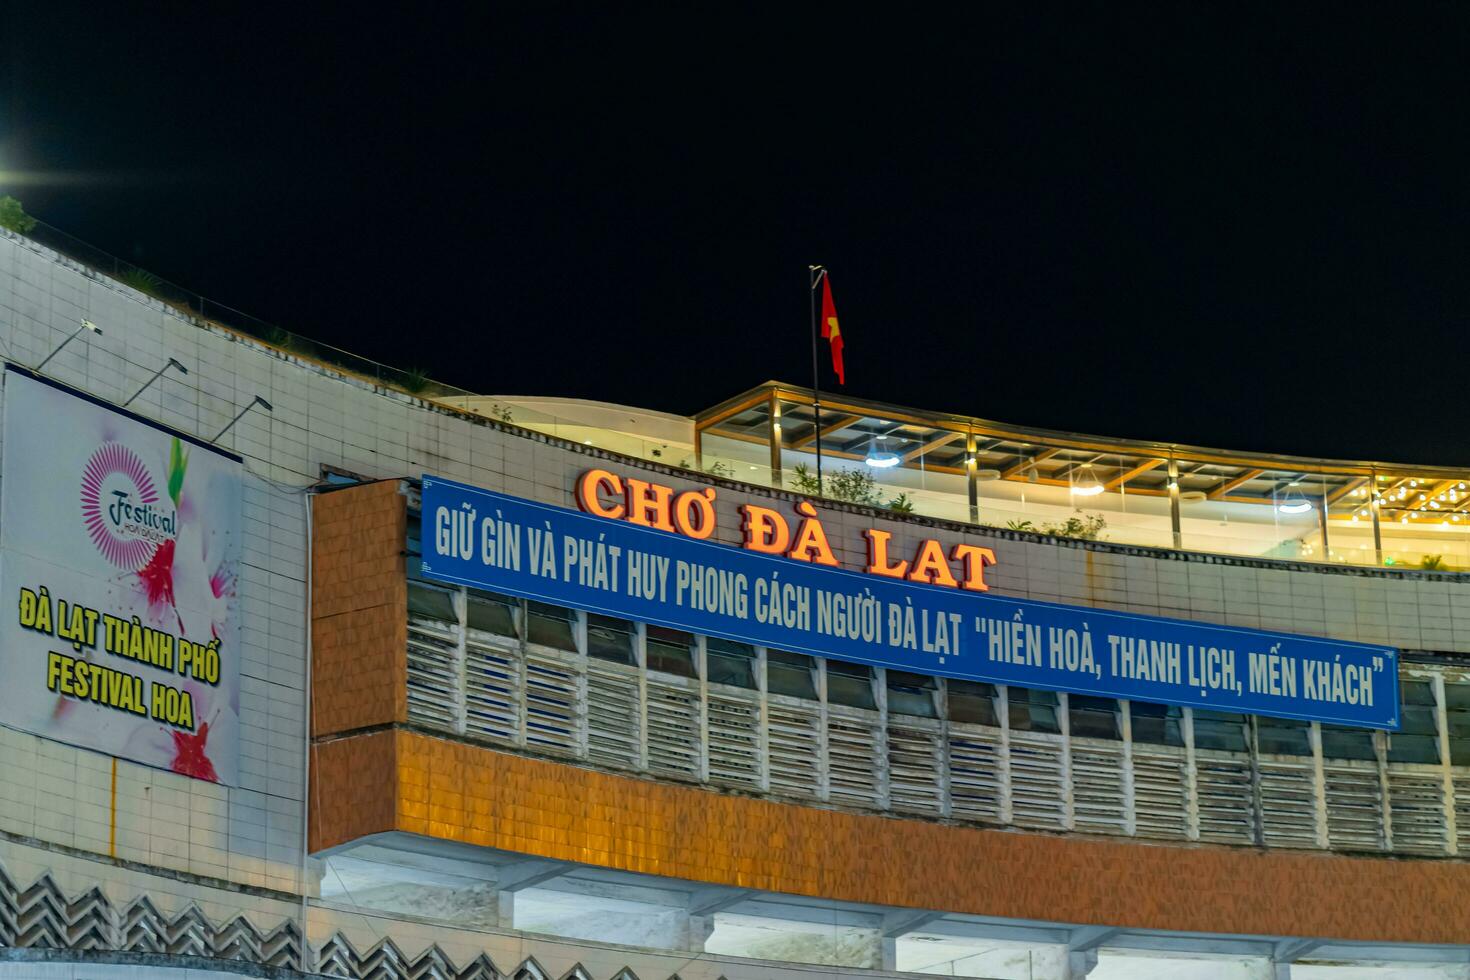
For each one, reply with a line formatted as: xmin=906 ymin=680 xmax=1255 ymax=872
xmin=309 ymin=728 xmax=1470 ymax=945
xmin=310 ymin=482 xmax=408 ymax=736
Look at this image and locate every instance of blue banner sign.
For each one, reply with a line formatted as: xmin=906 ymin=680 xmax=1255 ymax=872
xmin=421 ymin=476 xmax=1400 ymax=730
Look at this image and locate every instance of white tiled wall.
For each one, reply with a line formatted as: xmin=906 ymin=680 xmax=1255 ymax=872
xmin=2 ymin=226 xmax=1470 ymax=957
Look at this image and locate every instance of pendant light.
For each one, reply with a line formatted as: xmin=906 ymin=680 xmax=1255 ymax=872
xmin=1277 ymin=487 xmax=1313 ymax=514
xmin=1070 ymin=461 xmax=1105 ymax=496
xmin=864 ymin=434 xmax=900 ymax=469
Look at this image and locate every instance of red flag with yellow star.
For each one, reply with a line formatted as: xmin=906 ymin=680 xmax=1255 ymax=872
xmin=820 ymin=274 xmax=845 ymax=384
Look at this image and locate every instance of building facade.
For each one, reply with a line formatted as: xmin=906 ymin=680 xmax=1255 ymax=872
xmin=0 ymin=222 xmax=1467 ymax=980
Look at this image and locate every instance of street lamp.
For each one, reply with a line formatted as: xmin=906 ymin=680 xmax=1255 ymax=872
xmin=213 ymin=395 xmax=273 ymax=443
xmin=36 ymin=319 xmax=101 ymax=372
xmin=122 ymin=357 xmax=188 ymax=407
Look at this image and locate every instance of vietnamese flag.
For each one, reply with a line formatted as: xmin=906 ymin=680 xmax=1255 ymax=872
xmin=820 ymin=274 xmax=845 ymax=384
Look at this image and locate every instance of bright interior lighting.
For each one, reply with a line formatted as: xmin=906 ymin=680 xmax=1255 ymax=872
xmin=865 ymin=435 xmax=900 ymax=468
xmin=1277 ymin=488 xmax=1313 ymax=514
xmin=1070 ymin=463 xmax=1104 ymax=496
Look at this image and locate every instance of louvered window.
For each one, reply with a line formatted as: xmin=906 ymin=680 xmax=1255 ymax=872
xmin=826 ymin=661 xmax=883 ymax=808
xmin=1387 ymin=680 xmax=1446 ymax=854
xmin=400 ymin=499 xmax=1434 ymax=864
xmin=586 ymin=659 xmax=641 ymax=768
xmin=1388 ymin=768 xmax=1447 ymax=855
xmin=706 ymin=640 xmax=762 ymax=790
xmin=1007 ymin=687 xmax=1067 ymax=830
xmin=947 ymin=681 xmax=1004 ymax=822
xmin=645 ymin=627 xmax=701 ymax=780
xmin=1389 ymin=681 xmax=1441 ymax=765
xmin=766 ymin=651 xmax=822 ymax=800
xmin=1069 ymin=696 xmax=1127 ymax=835
xmin=524 ymin=650 xmax=579 ymax=753
xmin=1443 ymin=680 xmax=1470 ymax=767
xmin=1321 ymin=724 xmax=1384 ymax=851
xmin=1192 ymin=710 xmax=1257 ymax=845
xmin=406 ymin=581 xmax=460 ymax=732
xmin=520 ymin=600 xmax=579 ymax=753
xmin=1446 ymin=681 xmax=1470 ymax=853
xmin=463 ymin=590 xmax=520 ymax=742
xmin=1255 ymin=716 xmax=1318 ymax=849
xmin=1129 ymin=701 xmax=1188 ymax=840
xmin=887 ymin=671 xmax=943 ymax=816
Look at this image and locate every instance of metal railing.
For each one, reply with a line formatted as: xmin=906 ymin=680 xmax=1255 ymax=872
xmin=14 ymin=220 xmax=478 ymax=401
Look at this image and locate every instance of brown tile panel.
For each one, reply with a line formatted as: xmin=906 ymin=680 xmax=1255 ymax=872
xmin=309 ymin=730 xmax=399 ymax=852
xmin=311 ymin=728 xmax=1470 ymax=946
xmin=310 ymin=481 xmax=408 ymax=737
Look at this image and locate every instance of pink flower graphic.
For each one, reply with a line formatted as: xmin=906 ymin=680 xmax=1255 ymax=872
xmin=80 ymin=442 xmax=160 ymax=570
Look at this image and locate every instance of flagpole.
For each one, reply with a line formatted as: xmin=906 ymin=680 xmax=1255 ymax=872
xmin=808 ymin=265 xmax=825 ymax=491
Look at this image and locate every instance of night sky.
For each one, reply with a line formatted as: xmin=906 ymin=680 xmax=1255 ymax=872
xmin=3 ymin=6 xmax=1468 ymax=463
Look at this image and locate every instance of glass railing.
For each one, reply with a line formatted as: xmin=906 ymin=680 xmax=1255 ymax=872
xmin=696 ymin=391 xmax=1470 ymax=574
xmin=512 ymin=401 xmax=1470 ymax=574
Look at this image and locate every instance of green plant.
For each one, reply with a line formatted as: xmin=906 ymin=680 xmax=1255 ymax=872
xmin=673 ymin=458 xmax=734 ymax=478
xmin=400 ymin=367 xmax=431 ymax=395
xmin=832 ymin=467 xmax=879 ymax=503
xmin=887 ymin=492 xmax=915 ymax=515
xmin=827 ymin=467 xmax=883 ymax=504
xmin=0 ymin=196 xmax=37 ymax=234
xmin=1421 ymin=554 xmax=1447 ymax=571
xmin=118 ymin=267 xmax=164 ymax=297
xmin=1008 ymin=511 xmax=1108 ymax=541
xmin=789 ymin=462 xmax=823 ymax=496
xmin=486 ymin=403 xmax=514 ymax=423
xmin=789 ymin=462 xmax=887 ymax=505
xmin=265 ymin=326 xmax=295 ymax=350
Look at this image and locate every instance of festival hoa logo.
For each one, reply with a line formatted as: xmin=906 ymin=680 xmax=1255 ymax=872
xmin=79 ymin=440 xmax=180 ymax=569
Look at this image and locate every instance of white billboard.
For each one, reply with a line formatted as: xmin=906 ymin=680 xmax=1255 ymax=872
xmin=0 ymin=368 xmax=241 ymax=784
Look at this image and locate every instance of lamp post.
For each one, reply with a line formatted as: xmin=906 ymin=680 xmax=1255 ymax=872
xmin=36 ymin=319 xmax=101 ymax=372
xmin=122 ymin=358 xmax=188 ymax=407
xmin=213 ymin=395 xmax=273 ymax=443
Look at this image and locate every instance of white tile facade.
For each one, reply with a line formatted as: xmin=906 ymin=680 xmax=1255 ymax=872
xmin=1 ymin=227 xmax=1469 ymax=973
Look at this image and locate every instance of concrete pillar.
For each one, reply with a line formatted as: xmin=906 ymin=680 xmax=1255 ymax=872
xmin=495 ymin=890 xmax=516 ymax=931
xmin=686 ymin=913 xmax=715 ymax=952
xmin=881 ymin=936 xmax=898 ymax=971
xmin=1067 ymin=949 xmax=1098 ymax=979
